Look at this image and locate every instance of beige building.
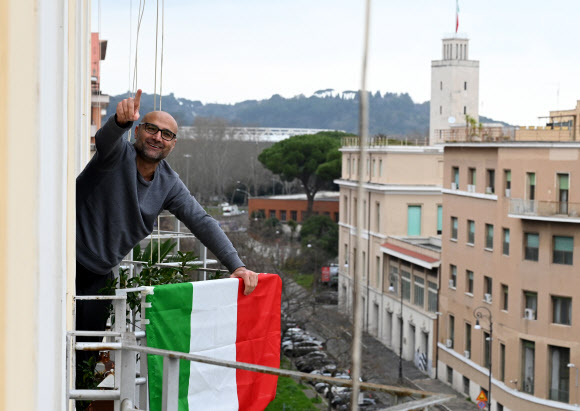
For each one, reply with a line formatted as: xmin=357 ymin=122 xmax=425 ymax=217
xmin=336 ymin=140 xmax=443 ymax=377
xmin=516 ymin=101 xmax=580 ymax=142
xmin=439 ymin=142 xmax=580 ymax=410
xmin=0 ymin=1 xmax=93 ymax=409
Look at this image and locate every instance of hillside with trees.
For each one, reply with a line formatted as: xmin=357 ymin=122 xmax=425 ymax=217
xmin=106 ymin=90 xmax=508 ymax=137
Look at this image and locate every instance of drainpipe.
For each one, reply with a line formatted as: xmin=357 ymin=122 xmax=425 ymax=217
xmin=435 ymin=265 xmax=441 ymax=380
xmin=366 ymin=190 xmax=371 ymax=333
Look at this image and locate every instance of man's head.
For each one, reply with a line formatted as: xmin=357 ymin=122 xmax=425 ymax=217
xmin=134 ymin=111 xmax=179 ymax=163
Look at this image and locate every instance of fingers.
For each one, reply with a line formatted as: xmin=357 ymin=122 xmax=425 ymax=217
xmin=230 ymin=268 xmax=259 ymax=296
xmin=133 ymin=89 xmax=142 ymax=121
xmin=115 ymin=89 xmax=142 ymax=125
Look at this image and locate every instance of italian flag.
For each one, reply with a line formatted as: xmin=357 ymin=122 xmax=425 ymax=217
xmin=146 ymin=274 xmax=282 ymax=411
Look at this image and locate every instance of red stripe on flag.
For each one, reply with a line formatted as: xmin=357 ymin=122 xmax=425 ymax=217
xmin=456 ymin=15 xmax=459 ymax=33
xmin=235 ymin=274 xmax=282 ymax=410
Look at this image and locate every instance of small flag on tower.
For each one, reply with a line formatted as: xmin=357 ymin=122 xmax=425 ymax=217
xmin=456 ymin=0 xmax=460 ymax=33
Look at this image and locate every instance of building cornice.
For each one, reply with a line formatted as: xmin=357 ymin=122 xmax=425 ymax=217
xmin=340 ymin=146 xmax=443 ymax=154
xmin=443 ymin=142 xmax=580 ymax=149
xmin=441 ymin=188 xmax=498 ymax=201
xmin=336 ymin=179 xmax=442 ymax=195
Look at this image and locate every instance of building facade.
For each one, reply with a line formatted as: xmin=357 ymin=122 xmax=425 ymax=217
xmin=438 ymin=142 xmax=580 ymax=410
xmin=248 ymin=192 xmax=339 ymax=223
xmin=336 ymin=141 xmax=443 ymax=377
xmin=430 ymin=36 xmax=480 ymax=145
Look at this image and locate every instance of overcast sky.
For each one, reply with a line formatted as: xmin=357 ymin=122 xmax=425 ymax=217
xmin=95 ymin=0 xmax=580 ymax=126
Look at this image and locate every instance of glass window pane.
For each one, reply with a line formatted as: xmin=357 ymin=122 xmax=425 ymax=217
xmin=554 ymin=236 xmax=574 ymax=252
xmin=437 ymin=205 xmax=443 ymax=232
xmin=527 ymin=233 xmax=539 ymax=248
xmin=558 ymin=174 xmax=569 ymax=190
xmin=407 ymin=206 xmax=422 ymax=236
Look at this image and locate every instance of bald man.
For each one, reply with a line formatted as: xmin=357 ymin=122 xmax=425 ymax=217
xmin=76 ymin=90 xmax=258 ymax=349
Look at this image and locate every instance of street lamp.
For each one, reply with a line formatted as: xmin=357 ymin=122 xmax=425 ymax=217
xmin=235 ymin=188 xmax=251 ymax=206
xmin=389 ymin=282 xmax=403 ymax=381
xmin=183 ymin=154 xmax=192 ymax=189
xmin=474 ymin=305 xmax=493 ymax=411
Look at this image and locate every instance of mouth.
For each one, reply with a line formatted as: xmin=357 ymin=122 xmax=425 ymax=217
xmin=147 ymin=142 xmax=162 ymax=150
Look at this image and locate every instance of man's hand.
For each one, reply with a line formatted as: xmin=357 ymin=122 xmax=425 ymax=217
xmin=116 ymin=89 xmax=142 ymax=127
xmin=231 ymin=267 xmax=259 ymax=296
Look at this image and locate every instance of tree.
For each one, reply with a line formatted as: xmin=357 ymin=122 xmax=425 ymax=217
xmin=300 ymin=215 xmax=338 ymax=258
xmin=258 ymin=132 xmax=350 ymax=213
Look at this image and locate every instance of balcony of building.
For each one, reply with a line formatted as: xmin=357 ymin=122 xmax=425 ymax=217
xmin=508 ymin=198 xmax=580 ymax=223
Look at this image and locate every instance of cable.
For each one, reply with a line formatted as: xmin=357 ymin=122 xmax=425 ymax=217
xmin=350 ymin=0 xmax=372 ymax=409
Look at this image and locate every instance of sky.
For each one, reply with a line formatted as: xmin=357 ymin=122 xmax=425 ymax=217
xmin=95 ymin=0 xmax=580 ymax=126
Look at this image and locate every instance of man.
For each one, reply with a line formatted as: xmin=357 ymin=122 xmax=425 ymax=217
xmin=76 ymin=89 xmax=258 ymax=341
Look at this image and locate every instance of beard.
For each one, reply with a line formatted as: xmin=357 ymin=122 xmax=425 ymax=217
xmin=134 ymin=136 xmax=172 ymax=163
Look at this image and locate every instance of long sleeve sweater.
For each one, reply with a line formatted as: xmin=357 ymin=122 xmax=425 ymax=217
xmin=76 ymin=115 xmax=244 ymax=275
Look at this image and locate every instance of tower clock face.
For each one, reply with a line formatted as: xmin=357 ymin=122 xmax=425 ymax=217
xmin=448 ymin=116 xmax=456 ymax=124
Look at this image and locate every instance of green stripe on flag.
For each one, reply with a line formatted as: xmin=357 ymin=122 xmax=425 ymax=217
xmin=146 ymin=282 xmax=194 ymax=411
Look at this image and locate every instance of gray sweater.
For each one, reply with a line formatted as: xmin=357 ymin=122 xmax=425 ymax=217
xmin=76 ymin=115 xmax=244 ymax=275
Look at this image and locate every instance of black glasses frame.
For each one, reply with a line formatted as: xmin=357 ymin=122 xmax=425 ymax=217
xmin=140 ymin=122 xmax=177 ymax=141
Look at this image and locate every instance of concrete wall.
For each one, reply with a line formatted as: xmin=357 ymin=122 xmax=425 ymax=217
xmin=0 ymin=1 xmax=90 ymax=409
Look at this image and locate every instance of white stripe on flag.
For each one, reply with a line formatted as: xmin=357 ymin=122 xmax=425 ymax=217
xmin=187 ymin=278 xmax=239 ymax=409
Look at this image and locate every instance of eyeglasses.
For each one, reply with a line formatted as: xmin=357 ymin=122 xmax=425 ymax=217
xmin=140 ymin=122 xmax=177 ymax=141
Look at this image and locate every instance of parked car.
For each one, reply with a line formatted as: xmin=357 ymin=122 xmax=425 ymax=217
xmin=282 ymin=340 xmax=323 ymax=357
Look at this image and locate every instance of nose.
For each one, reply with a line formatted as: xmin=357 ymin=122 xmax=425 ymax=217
xmin=151 ymin=130 xmax=163 ymax=142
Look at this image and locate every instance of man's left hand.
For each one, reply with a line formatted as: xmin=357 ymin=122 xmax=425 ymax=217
xmin=231 ymin=267 xmax=259 ymax=296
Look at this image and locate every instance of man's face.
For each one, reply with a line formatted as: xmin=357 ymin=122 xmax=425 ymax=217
xmin=134 ymin=111 xmax=178 ymax=163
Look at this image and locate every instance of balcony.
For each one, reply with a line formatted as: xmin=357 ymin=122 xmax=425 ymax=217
xmin=508 ymin=198 xmax=580 ymax=223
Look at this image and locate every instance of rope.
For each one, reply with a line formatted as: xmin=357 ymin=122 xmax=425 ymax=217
xmin=350 ymin=0 xmax=372 ymax=408
xmin=153 ymin=0 xmax=159 ymax=110
xmin=159 ymin=0 xmax=165 ymax=110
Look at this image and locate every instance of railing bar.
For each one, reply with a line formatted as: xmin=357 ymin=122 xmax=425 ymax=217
xmin=74 ymin=295 xmax=127 ymax=300
xmin=162 ymin=356 xmax=180 ymax=411
xmin=75 ymin=342 xmax=123 ymax=351
xmin=68 ymin=389 xmax=121 ymax=400
xmin=126 ymin=344 xmax=439 ymax=398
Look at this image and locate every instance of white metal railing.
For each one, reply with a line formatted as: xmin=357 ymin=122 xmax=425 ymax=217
xmin=66 ymin=286 xmax=452 ymax=411
xmin=508 ymin=198 xmax=580 ymax=221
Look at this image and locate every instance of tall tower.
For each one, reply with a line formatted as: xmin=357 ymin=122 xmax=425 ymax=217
xmin=429 ymin=36 xmax=479 ymax=145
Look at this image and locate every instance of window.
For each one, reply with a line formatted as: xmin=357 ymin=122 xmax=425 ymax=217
xmin=450 ymin=265 xmax=457 ymax=288
xmin=463 ymin=106 xmax=466 ymax=115
xmin=484 ymin=331 xmax=491 ymax=369
xmin=553 ymin=236 xmax=573 ymax=265
xmin=375 ymin=256 xmax=381 ymax=288
xmin=452 ymin=167 xmax=459 ymax=188
xmin=466 ymin=270 xmax=474 ymax=294
xmin=463 ymin=376 xmax=470 ymax=395
xmin=552 ymin=296 xmax=572 ymax=325
xmin=401 ymin=270 xmax=411 ymax=301
xmin=447 ymin=365 xmax=453 ymax=385
xmin=440 ymin=105 xmax=442 ymax=115
xmin=524 ymin=233 xmax=539 ymax=261
xmin=427 ymin=281 xmax=437 ymax=312
xmin=557 ymin=173 xmax=569 ymax=214
xmin=521 ymin=340 xmax=535 ymax=394
xmin=484 ymin=276 xmax=492 ymax=301
xmin=524 ymin=291 xmax=538 ymax=320
xmin=502 ymin=228 xmax=510 ymax=255
xmin=437 ymin=205 xmax=443 ymax=235
xmin=343 ymin=196 xmax=348 ymax=223
xmin=504 ymin=169 xmax=511 ymax=196
xmin=375 ymin=202 xmax=380 ymax=231
xmin=451 ymin=217 xmax=458 ymax=240
xmin=363 ymin=200 xmax=367 ymax=229
xmin=464 ymin=81 xmax=467 ymax=91
xmin=485 ymin=169 xmax=495 ymax=194
xmin=440 ymin=81 xmax=443 ymax=90
xmin=501 ymin=284 xmax=508 ymax=311
xmin=500 ymin=343 xmax=506 ymax=382
xmin=449 ymin=315 xmax=455 ymax=348
xmin=485 ymin=224 xmax=494 ymax=249
xmin=467 ymin=220 xmax=475 ymax=244
xmin=549 ymin=345 xmax=570 ymax=403
xmin=344 ymin=244 xmax=349 ymax=265
xmin=353 ymin=198 xmax=357 ymax=225
xmin=269 ymin=210 xmax=276 ymax=219
xmin=362 ymin=251 xmax=366 ymax=278
xmin=407 ymin=205 xmax=422 ymax=236
xmin=468 ymin=167 xmax=476 ymax=186
xmin=290 ymin=210 xmax=297 ymax=221
xmin=413 ymin=276 xmax=425 ymax=308
xmin=280 ymin=210 xmax=287 ymax=221
xmin=389 ymin=265 xmax=399 ymax=294
xmin=465 ymin=322 xmax=471 ymax=353
xmin=372 ymin=159 xmax=376 ymax=177
xmin=379 ymin=159 xmax=383 ymax=177
xmin=527 ymin=172 xmax=536 ymax=201
xmin=366 ymin=159 xmax=370 ymax=176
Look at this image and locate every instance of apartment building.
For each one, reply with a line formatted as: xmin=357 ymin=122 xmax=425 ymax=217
xmin=336 ymin=140 xmax=443 ymax=377
xmin=439 ymin=142 xmax=580 ymax=410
